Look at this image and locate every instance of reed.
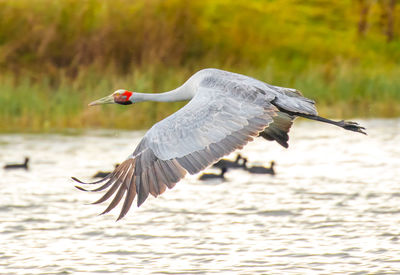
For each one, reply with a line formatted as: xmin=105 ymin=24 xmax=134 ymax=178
xmin=1 ymin=64 xmax=399 ymax=132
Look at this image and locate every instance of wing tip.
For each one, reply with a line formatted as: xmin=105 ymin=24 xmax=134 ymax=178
xmin=75 ymin=185 xmax=90 ymax=192
xmin=72 ymin=175 xmax=111 ymax=185
xmin=71 ymin=176 xmax=83 ymax=183
xmin=116 ymin=212 xmax=127 ymax=222
xmin=137 ymin=195 xmax=146 ymax=207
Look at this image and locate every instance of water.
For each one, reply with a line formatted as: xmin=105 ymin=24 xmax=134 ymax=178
xmin=1 ymin=119 xmax=399 ymax=274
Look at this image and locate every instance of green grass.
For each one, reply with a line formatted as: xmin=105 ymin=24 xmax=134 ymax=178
xmin=1 ymin=64 xmax=399 ymax=133
xmin=0 ymin=0 xmax=399 ymax=132
xmin=0 ymin=67 xmax=192 ymax=132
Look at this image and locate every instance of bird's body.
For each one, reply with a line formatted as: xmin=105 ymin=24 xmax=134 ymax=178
xmin=4 ymin=157 xmax=29 ymax=170
xmin=74 ymin=68 xmax=366 ymax=220
xmin=244 ymin=159 xmax=275 ymax=175
xmin=199 ymin=166 xmax=227 ymax=180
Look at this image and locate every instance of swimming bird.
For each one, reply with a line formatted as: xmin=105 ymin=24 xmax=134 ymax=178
xmin=199 ymin=166 xmax=227 ymax=181
xmin=93 ymin=164 xmax=120 ymax=178
xmin=243 ymin=159 xmax=275 ymax=175
xmin=73 ymin=68 xmax=366 ymax=220
xmin=212 ymin=154 xmax=244 ymax=169
xmin=4 ymin=157 xmax=29 ymax=170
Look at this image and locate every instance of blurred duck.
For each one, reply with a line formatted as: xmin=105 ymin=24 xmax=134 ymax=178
xmin=4 ymin=157 xmax=29 ymax=170
xmin=213 ymin=154 xmax=244 ymax=169
xmin=199 ymin=166 xmax=227 ymax=181
xmin=93 ymin=164 xmax=119 ymax=178
xmin=243 ymin=158 xmax=275 ymax=175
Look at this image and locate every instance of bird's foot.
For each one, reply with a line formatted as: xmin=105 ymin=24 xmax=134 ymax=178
xmin=338 ymin=120 xmax=367 ymax=135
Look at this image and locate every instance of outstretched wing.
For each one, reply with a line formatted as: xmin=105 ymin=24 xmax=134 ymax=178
xmin=74 ymin=79 xmax=280 ymax=220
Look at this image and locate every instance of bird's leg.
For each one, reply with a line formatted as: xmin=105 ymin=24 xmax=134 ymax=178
xmin=298 ymin=114 xmax=367 ymax=135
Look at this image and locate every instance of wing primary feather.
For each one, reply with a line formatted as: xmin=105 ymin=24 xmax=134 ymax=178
xmin=71 ymin=174 xmax=111 ymax=185
xmin=164 ymin=161 xmax=181 ymax=182
xmin=153 ymin=161 xmax=168 ymax=184
xmin=209 ymin=143 xmax=229 ymax=157
xmin=154 ymin=167 xmax=167 ymax=196
xmin=74 ymin=185 xmax=91 ymax=192
xmin=117 ymin=174 xmax=137 ymax=221
xmin=154 ymin=161 xmax=168 ymax=194
xmin=91 ymin=169 xmax=128 ymax=205
xmin=123 ymin=161 xmax=135 ymax=189
xmin=176 ymin=156 xmax=197 ymax=174
xmin=220 ymin=138 xmax=237 ymax=151
xmin=248 ymin=117 xmax=269 ymax=128
xmin=147 ymin=166 xmax=160 ymax=197
xmin=74 ymin=178 xmax=115 ymax=192
xmin=80 ymin=164 xmax=126 ymax=192
xmin=187 ymin=154 xmax=207 ymax=171
xmin=233 ymin=131 xmax=253 ymax=141
xmin=166 ymin=161 xmax=182 ymax=182
xmin=241 ymin=124 xmax=261 ymax=136
xmin=226 ymin=135 xmax=244 ymax=146
xmin=199 ymin=147 xmax=218 ymax=164
xmin=100 ymin=182 xmax=128 ymax=215
xmin=153 ymin=161 xmax=168 ymax=185
xmin=137 ymin=170 xmax=150 ymax=207
xmin=134 ymin=153 xmax=143 ymax=175
xmin=191 ymin=151 xmax=209 ymax=168
xmin=184 ymin=154 xmax=203 ymax=172
xmin=169 ymin=160 xmax=187 ymax=179
xmin=72 ymin=162 xmax=129 ymax=185
xmin=90 ymin=178 xmax=117 ymax=192
xmin=159 ymin=161 xmax=177 ymax=188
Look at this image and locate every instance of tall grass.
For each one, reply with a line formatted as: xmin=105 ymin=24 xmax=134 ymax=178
xmin=1 ymin=64 xmax=398 ymax=133
xmin=0 ymin=0 xmax=399 ymax=132
xmin=1 ymin=0 xmax=398 ymax=73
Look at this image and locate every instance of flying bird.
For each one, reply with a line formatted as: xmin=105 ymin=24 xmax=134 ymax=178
xmin=73 ymin=68 xmax=366 ymax=220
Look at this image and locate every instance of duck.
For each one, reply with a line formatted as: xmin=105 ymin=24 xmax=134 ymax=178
xmin=213 ymin=154 xmax=244 ymax=169
xmin=243 ymin=158 xmax=275 ymax=175
xmin=4 ymin=157 xmax=29 ymax=170
xmin=93 ymin=164 xmax=119 ymax=178
xmin=199 ymin=166 xmax=227 ymax=180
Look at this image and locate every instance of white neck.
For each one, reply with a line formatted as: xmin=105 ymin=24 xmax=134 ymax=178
xmin=130 ymin=84 xmax=194 ymax=103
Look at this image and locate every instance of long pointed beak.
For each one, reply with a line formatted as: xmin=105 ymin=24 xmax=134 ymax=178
xmin=88 ymin=94 xmax=115 ymax=106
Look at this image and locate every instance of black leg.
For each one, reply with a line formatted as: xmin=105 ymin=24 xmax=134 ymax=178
xmin=297 ymin=114 xmax=367 ymax=135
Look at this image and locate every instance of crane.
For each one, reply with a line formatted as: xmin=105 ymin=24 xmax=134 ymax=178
xmin=73 ymin=68 xmax=366 ymax=220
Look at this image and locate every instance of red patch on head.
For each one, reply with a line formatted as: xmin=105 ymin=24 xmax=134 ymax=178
xmin=114 ymin=90 xmax=133 ymax=105
xmin=123 ymin=90 xmax=132 ymax=99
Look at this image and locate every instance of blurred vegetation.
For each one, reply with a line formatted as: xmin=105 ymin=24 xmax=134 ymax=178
xmin=0 ymin=0 xmax=399 ymax=132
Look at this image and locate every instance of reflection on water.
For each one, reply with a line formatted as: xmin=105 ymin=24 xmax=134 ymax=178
xmin=1 ymin=119 xmax=400 ymax=274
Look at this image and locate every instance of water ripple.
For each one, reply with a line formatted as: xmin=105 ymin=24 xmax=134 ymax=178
xmin=0 ymin=119 xmax=399 ymax=274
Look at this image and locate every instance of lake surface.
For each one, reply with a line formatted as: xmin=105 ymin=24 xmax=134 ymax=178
xmin=1 ymin=118 xmax=400 ymax=274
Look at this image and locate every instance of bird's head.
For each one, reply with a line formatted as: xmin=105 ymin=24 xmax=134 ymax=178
xmin=89 ymin=89 xmax=133 ymax=106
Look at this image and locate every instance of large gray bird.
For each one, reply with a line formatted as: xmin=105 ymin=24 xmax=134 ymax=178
xmin=73 ymin=68 xmax=366 ymax=220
